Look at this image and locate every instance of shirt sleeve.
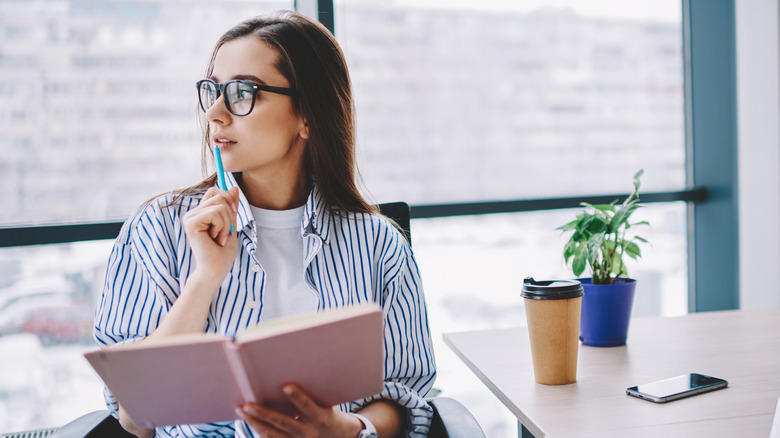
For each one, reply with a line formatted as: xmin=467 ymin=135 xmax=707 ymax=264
xmin=94 ymin=201 xmax=177 ymax=348
xmin=347 ymin=234 xmax=437 ymax=438
xmin=93 ymin=200 xmax=235 ymax=437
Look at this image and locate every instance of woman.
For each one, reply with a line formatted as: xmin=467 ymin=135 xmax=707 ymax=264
xmin=94 ymin=11 xmax=436 ymax=438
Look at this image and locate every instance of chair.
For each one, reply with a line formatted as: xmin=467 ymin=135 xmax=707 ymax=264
xmin=427 ymin=396 xmax=486 ymax=438
xmin=378 ymin=201 xmax=412 ymax=246
xmin=10 ymin=202 xmax=484 ymax=438
xmin=380 ymin=202 xmax=485 ymax=438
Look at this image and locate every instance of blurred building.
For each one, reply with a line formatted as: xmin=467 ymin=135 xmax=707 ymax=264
xmin=0 ymin=0 xmax=683 ymax=224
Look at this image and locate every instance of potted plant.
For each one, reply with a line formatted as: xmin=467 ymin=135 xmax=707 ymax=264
xmin=556 ymin=170 xmax=649 ymax=346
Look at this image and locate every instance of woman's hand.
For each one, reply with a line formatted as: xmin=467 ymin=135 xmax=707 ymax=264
xmin=236 ymin=384 xmax=365 ymax=438
xmin=182 ymin=186 xmax=240 ymax=283
xmin=144 ymin=186 xmax=240 ymax=340
xmin=118 ymin=403 xmax=155 ymax=438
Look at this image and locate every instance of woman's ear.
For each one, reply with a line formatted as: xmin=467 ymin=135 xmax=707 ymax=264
xmin=299 ymin=119 xmax=310 ymax=140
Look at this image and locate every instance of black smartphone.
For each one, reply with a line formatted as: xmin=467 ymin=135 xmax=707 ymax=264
xmin=626 ymin=373 xmax=728 ymax=403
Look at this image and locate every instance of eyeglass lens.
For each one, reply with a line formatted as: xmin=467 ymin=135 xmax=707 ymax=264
xmin=198 ymin=81 xmax=255 ymax=116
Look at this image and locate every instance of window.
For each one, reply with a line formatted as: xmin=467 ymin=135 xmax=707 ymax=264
xmin=0 ymin=1 xmax=292 ymax=431
xmin=1 ymin=1 xmax=686 ymax=435
xmin=0 ymin=0 xmax=291 ymax=226
xmin=334 ymin=1 xmax=684 ymax=435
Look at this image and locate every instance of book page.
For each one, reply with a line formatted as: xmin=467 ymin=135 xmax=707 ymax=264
xmin=236 ymin=303 xmax=384 ymax=415
xmin=235 ymin=302 xmax=381 ymax=343
xmin=84 ymin=337 xmax=246 ymax=427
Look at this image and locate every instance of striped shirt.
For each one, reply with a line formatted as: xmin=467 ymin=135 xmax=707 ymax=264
xmin=93 ymin=173 xmax=437 ymax=438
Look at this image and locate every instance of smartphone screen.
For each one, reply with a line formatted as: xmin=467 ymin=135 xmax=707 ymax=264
xmin=626 ymin=373 xmax=728 ymax=403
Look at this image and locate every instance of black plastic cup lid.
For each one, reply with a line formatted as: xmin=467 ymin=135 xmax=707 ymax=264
xmin=521 ymin=277 xmax=583 ymax=300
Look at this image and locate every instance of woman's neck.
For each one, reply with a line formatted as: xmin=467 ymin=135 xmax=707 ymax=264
xmin=237 ymin=171 xmax=309 ymax=211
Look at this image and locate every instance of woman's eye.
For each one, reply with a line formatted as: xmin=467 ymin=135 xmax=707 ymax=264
xmin=237 ymin=89 xmax=252 ymax=100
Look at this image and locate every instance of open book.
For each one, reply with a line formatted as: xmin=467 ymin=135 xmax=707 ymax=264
xmin=84 ymin=303 xmax=383 ymax=428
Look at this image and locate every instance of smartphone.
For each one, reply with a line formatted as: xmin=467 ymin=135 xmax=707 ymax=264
xmin=626 ymin=373 xmax=728 ymax=403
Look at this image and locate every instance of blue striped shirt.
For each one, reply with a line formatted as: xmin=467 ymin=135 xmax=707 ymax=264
xmin=94 ymin=173 xmax=436 ymax=438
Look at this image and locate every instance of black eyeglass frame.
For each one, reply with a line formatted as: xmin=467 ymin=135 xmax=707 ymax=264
xmin=196 ymin=79 xmax=296 ymax=117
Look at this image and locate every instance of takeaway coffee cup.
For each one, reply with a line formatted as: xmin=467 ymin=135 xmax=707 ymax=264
xmin=521 ymin=277 xmax=584 ymax=385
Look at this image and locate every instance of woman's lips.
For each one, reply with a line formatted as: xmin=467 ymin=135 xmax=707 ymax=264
xmin=212 ymin=133 xmax=237 ymax=147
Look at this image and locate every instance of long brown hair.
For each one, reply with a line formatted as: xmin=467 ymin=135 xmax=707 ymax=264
xmin=181 ymin=11 xmax=374 ymax=214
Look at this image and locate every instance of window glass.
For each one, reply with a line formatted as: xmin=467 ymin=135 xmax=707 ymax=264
xmin=0 ymin=0 xmax=291 ymax=227
xmin=0 ymin=240 xmax=112 ymax=432
xmin=1 ymin=0 xmax=686 ymax=436
xmin=336 ymin=0 xmax=684 ymax=204
xmin=0 ymin=1 xmax=291 ymax=432
xmin=413 ymin=203 xmax=687 ymax=436
xmin=334 ymin=1 xmax=684 ymax=436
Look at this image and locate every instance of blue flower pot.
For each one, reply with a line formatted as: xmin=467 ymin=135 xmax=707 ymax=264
xmin=578 ymin=278 xmax=637 ymax=347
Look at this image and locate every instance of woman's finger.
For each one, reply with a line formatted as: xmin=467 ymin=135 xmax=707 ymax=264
xmin=204 ymin=191 xmax=238 ymax=239
xmin=199 ymin=188 xmax=236 ymax=211
xmin=237 ymin=403 xmax=303 ymax=437
xmin=185 ymin=191 xmax=237 ymax=241
xmin=282 ymin=384 xmax=321 ymax=422
xmin=183 ymin=205 xmax=232 ymax=244
xmin=201 ymin=186 xmax=219 ymax=202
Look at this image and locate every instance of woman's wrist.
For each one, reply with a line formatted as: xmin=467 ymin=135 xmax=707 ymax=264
xmin=342 ymin=411 xmax=367 ymax=438
xmin=348 ymin=412 xmax=378 ymax=438
xmin=146 ymin=272 xmax=222 ymax=339
xmin=184 ymin=268 xmax=226 ymax=295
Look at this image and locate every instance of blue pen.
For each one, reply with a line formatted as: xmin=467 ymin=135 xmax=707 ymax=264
xmin=213 ymin=146 xmax=234 ymax=234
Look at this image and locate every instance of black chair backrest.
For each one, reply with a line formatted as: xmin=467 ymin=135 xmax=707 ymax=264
xmin=378 ymin=202 xmax=411 ymax=246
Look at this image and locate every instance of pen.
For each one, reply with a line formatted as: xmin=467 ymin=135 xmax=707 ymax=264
xmin=213 ymin=146 xmax=234 ymax=234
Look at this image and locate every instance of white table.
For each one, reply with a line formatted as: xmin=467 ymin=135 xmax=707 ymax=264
xmin=443 ymin=308 xmax=780 ymax=437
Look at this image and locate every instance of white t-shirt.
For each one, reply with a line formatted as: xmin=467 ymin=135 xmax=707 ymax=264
xmin=249 ymin=204 xmax=318 ymax=322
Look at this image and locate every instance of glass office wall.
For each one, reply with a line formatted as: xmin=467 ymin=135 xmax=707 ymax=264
xmin=0 ymin=0 xmax=685 ymax=435
xmin=0 ymin=240 xmax=112 ymax=431
xmin=336 ymin=0 xmax=685 ymax=204
xmin=0 ymin=0 xmax=289 ymax=226
xmin=334 ymin=1 xmax=685 ymax=435
xmin=0 ymin=0 xmax=291 ymax=432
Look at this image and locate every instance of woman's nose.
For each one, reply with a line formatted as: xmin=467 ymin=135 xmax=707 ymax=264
xmin=205 ymin=95 xmax=231 ymax=124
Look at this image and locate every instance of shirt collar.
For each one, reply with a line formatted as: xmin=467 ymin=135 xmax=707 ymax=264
xmin=301 ymin=182 xmax=331 ymax=242
xmin=224 ymin=172 xmax=331 ymax=242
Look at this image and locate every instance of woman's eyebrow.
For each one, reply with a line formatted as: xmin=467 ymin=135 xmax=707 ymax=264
xmin=208 ymin=74 xmax=267 ymax=85
xmin=233 ymin=74 xmax=266 ymax=84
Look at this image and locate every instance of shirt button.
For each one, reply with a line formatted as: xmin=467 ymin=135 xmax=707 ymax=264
xmin=251 ymin=264 xmax=260 ymax=273
xmin=247 ymin=301 xmax=260 ymax=309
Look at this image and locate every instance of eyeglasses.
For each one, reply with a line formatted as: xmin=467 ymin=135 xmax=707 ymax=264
xmin=196 ymin=79 xmax=296 ymax=117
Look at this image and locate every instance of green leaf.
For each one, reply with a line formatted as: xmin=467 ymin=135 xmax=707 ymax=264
xmin=611 ymin=248 xmax=623 ymax=273
xmin=579 ymin=215 xmax=594 ymax=233
xmin=583 ymin=203 xmax=615 ymax=213
xmin=633 ymin=169 xmax=644 ymax=186
xmin=572 ymin=254 xmax=587 ymax=277
xmin=587 ymin=234 xmax=603 ymax=265
xmin=625 ymin=241 xmax=641 ymax=259
xmin=609 ymin=204 xmax=639 ymax=232
xmin=572 ymin=244 xmax=588 ymax=277
xmin=563 ymin=239 xmax=577 ymax=262
xmin=586 ymin=217 xmax=607 ymax=234
xmin=601 ymin=238 xmax=616 ymax=252
xmin=555 ymin=218 xmax=579 ymax=231
xmin=560 ymin=170 xmax=650 ymax=280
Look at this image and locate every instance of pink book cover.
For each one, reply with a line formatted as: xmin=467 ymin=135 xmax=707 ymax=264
xmin=84 ymin=303 xmax=383 ymax=428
